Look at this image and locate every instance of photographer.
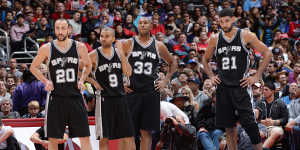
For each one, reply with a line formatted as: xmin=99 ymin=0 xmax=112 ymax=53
xmin=156 ymin=115 xmax=197 ymax=150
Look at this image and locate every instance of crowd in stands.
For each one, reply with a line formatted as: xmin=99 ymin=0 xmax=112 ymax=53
xmin=0 ymin=0 xmax=300 ymax=149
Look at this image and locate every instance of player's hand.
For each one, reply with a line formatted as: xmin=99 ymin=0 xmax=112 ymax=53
xmin=155 ymin=79 xmax=168 ymax=91
xmin=240 ymin=75 xmax=260 ymax=88
xmin=210 ymin=75 xmax=221 ymax=86
xmin=44 ymin=80 xmax=54 ymax=92
xmin=78 ymin=80 xmax=85 ymax=90
xmin=94 ymin=82 xmax=103 ymax=90
xmin=124 ymin=86 xmax=133 ymax=93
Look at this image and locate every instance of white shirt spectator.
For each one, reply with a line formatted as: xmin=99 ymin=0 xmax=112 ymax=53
xmin=160 ymin=101 xmax=190 ymax=124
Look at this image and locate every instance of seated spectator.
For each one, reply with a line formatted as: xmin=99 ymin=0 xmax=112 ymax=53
xmin=8 ymin=85 xmax=16 ymax=99
xmin=195 ymin=92 xmax=224 ymax=150
xmin=5 ymin=74 xmax=16 ymax=89
xmin=173 ymin=33 xmax=190 ymax=59
xmin=30 ymin=126 xmax=67 ymax=150
xmin=155 ymin=115 xmax=197 ymax=150
xmin=288 ymin=60 xmax=300 ymax=84
xmin=285 ymin=85 xmax=300 ymax=150
xmin=202 ymin=79 xmax=215 ymax=98
xmin=0 ymin=119 xmax=16 ymax=150
xmin=275 ymin=71 xmax=289 ymax=98
xmin=256 ymin=82 xmax=289 ymax=149
xmin=67 ymin=11 xmax=82 ymax=35
xmin=85 ymin=30 xmax=101 ymax=52
xmin=35 ymin=17 xmax=52 ymax=40
xmin=0 ymin=66 xmax=7 ymax=82
xmin=50 ymin=2 xmax=71 ymax=20
xmin=13 ymin=70 xmax=47 ymax=116
xmin=281 ymin=82 xmax=298 ymax=107
xmin=0 ymin=80 xmax=11 ymax=102
xmin=22 ymin=100 xmax=44 ymax=118
xmin=0 ymin=98 xmax=20 ymax=119
xmin=187 ymin=78 xmax=208 ymax=112
xmin=151 ymin=16 xmax=165 ymax=35
xmin=10 ymin=14 xmax=29 ymax=53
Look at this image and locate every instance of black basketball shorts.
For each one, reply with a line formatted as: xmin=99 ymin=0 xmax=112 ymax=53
xmin=45 ymin=94 xmax=90 ymax=138
xmin=126 ymin=90 xmax=160 ymax=133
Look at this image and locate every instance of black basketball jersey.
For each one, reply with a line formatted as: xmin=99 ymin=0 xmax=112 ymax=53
xmin=94 ymin=47 xmax=125 ymax=97
xmin=215 ymin=28 xmax=250 ymax=87
xmin=128 ymin=37 xmax=160 ymax=92
xmin=48 ymin=40 xmax=80 ymax=96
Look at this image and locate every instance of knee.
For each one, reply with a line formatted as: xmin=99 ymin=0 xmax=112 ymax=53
xmin=212 ymin=129 xmax=224 ymax=137
xmin=270 ymin=127 xmax=284 ymax=138
xmin=197 ymin=131 xmax=209 ymax=138
xmin=140 ymin=130 xmax=152 ymax=139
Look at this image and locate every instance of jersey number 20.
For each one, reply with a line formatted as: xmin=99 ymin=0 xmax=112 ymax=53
xmin=56 ymin=68 xmax=75 ymax=83
xmin=222 ymin=56 xmax=237 ymax=70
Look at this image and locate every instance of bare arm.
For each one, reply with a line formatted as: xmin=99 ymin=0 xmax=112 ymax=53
xmin=78 ymin=42 xmax=92 ymax=82
xmin=202 ymin=35 xmax=217 ymax=79
xmin=115 ymin=40 xmax=132 ymax=77
xmin=30 ymin=44 xmax=50 ymax=84
xmin=244 ymin=30 xmax=273 ymax=79
xmin=0 ymin=127 xmax=14 ymax=143
xmin=120 ymin=38 xmax=133 ymax=57
xmin=87 ymin=50 xmax=103 ymax=90
xmin=30 ymin=132 xmax=46 ymax=145
xmin=157 ymin=41 xmax=176 ymax=81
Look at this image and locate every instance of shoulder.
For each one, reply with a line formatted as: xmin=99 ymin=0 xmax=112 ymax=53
xmin=75 ymin=41 xmax=87 ymax=49
xmin=241 ymin=29 xmax=257 ymax=43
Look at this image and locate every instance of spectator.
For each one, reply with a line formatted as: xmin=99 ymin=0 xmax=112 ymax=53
xmin=181 ymin=12 xmax=193 ymax=34
xmin=0 ymin=0 xmax=12 ymax=23
xmin=0 ymin=119 xmax=16 ymax=150
xmin=0 ymin=66 xmax=7 ymax=82
xmin=5 ymin=74 xmax=15 ymax=89
xmin=257 ymin=14 xmax=280 ymax=47
xmin=0 ymin=80 xmax=10 ymax=102
xmin=10 ymin=14 xmax=29 ymax=52
xmin=288 ymin=60 xmax=300 ymax=84
xmin=243 ymin=0 xmax=261 ymax=12
xmin=285 ymin=85 xmax=300 ymax=150
xmin=202 ymin=79 xmax=215 ymax=98
xmin=177 ymin=72 xmax=188 ymax=88
xmin=151 ymin=16 xmax=165 ymax=35
xmin=173 ymin=33 xmax=190 ymax=58
xmin=13 ymin=70 xmax=47 ymax=116
xmin=85 ymin=30 xmax=101 ymax=52
xmin=22 ymin=100 xmax=44 ymax=118
xmin=81 ymin=11 xmax=97 ymax=38
xmin=252 ymin=82 xmax=263 ymax=106
xmin=288 ymin=10 xmax=300 ymax=39
xmin=275 ymin=71 xmax=289 ymax=98
xmin=281 ymin=82 xmax=298 ymax=108
xmin=187 ymin=78 xmax=209 ymax=112
xmin=8 ymin=58 xmax=22 ymax=79
xmin=68 ymin=11 xmax=82 ymax=35
xmin=123 ymin=14 xmax=137 ymax=37
xmin=195 ymin=93 xmax=224 ymax=150
xmin=160 ymin=100 xmax=190 ymax=124
xmin=50 ymin=2 xmax=71 ymax=20
xmin=178 ymin=86 xmax=198 ymax=122
xmin=0 ymin=98 xmax=20 ymax=119
xmin=115 ymin=24 xmax=130 ymax=40
xmin=256 ymin=82 xmax=289 ymax=149
xmin=36 ymin=17 xmax=52 ymax=40
xmin=65 ymin=0 xmax=85 ymax=11
xmin=30 ymin=126 xmax=67 ymax=150
xmin=263 ymin=61 xmax=277 ymax=83
xmin=197 ymin=31 xmax=209 ymax=51
xmin=8 ymin=85 xmax=16 ymax=99
xmin=187 ymin=23 xmax=201 ymax=43
xmin=0 ymin=11 xmax=14 ymax=33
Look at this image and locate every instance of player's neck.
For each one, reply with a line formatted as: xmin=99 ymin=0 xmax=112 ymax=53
xmin=137 ymin=34 xmax=151 ymax=42
xmin=55 ymin=39 xmax=71 ymax=49
xmin=223 ymin=27 xmax=237 ymax=37
xmin=102 ymin=46 xmax=113 ymax=55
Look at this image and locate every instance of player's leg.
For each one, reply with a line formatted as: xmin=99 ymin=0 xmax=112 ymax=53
xmin=78 ymin=137 xmax=92 ymax=150
xmin=140 ymin=130 xmax=152 ymax=150
xmin=225 ymin=127 xmax=238 ymax=150
xmin=232 ymin=87 xmax=262 ymax=150
xmin=215 ymin=86 xmax=237 ymax=150
xmin=68 ymin=96 xmax=92 ymax=150
xmin=48 ymin=138 xmax=58 ymax=150
xmin=99 ymin=138 xmax=109 ymax=150
xmin=119 ymin=137 xmax=136 ymax=150
xmin=140 ymin=91 xmax=160 ymax=150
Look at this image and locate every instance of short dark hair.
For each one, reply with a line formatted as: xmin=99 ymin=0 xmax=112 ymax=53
xmin=264 ymin=82 xmax=275 ymax=91
xmin=219 ymin=8 xmax=234 ymax=17
xmin=16 ymin=14 xmax=24 ymax=19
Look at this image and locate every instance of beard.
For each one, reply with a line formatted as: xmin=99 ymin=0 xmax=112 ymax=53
xmin=57 ymin=34 xmax=67 ymax=41
xmin=223 ymin=25 xmax=233 ymax=33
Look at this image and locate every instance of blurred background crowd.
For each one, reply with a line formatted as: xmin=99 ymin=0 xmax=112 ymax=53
xmin=0 ymin=0 xmax=300 ymax=150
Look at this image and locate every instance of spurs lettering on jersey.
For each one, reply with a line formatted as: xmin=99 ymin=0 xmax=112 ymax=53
xmin=131 ymin=51 xmax=157 ymax=60
xmin=217 ymin=46 xmax=241 ymax=55
xmin=51 ymin=57 xmax=78 ymax=84
xmin=98 ymin=63 xmax=121 ymax=73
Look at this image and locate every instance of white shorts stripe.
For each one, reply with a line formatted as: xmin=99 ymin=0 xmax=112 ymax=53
xmin=44 ymin=92 xmax=51 ymax=137
xmin=95 ymin=91 xmax=103 ymax=139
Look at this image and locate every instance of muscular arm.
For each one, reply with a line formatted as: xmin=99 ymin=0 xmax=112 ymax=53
xmin=120 ymin=39 xmax=133 ymax=57
xmin=78 ymin=42 xmax=92 ymax=82
xmin=87 ymin=50 xmax=103 ymax=90
xmin=202 ymin=35 xmax=217 ymax=78
xmin=157 ymin=41 xmax=176 ymax=81
xmin=244 ymin=30 xmax=273 ymax=79
xmin=30 ymin=44 xmax=50 ymax=84
xmin=115 ymin=40 xmax=132 ymax=77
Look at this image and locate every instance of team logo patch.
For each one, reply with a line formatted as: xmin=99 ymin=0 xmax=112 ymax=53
xmin=60 ymin=57 xmax=67 ymax=67
xmin=107 ymin=64 xmax=112 ymax=73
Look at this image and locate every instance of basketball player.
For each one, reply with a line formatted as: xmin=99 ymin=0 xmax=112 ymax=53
xmin=30 ymin=19 xmax=92 ymax=150
xmin=120 ymin=17 xmax=177 ymax=150
xmin=88 ymin=27 xmax=135 ymax=150
xmin=202 ymin=8 xmax=273 ymax=150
